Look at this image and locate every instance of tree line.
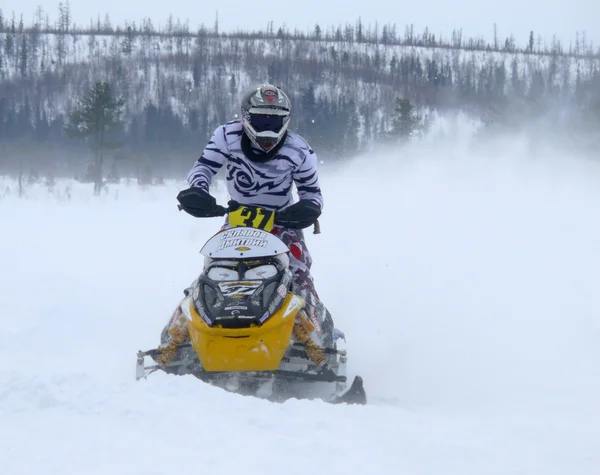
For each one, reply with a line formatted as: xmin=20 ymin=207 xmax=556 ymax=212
xmin=0 ymin=4 xmax=599 ymax=183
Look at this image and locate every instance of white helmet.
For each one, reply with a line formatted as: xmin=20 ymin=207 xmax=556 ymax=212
xmin=241 ymin=84 xmax=291 ymax=153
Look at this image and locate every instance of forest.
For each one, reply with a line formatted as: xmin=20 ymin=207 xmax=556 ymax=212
xmin=0 ymin=2 xmax=599 ymax=184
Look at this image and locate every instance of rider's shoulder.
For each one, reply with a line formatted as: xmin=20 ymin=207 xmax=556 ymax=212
xmin=211 ymin=121 xmax=243 ymax=147
xmin=284 ymin=130 xmax=314 ymax=153
xmin=222 ymin=120 xmax=244 ymax=135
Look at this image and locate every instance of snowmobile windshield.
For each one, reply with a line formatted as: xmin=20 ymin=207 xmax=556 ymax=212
xmin=250 ymin=114 xmax=285 ymax=133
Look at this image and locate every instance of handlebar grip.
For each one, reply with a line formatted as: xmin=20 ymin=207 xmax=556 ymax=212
xmin=177 ymin=202 xmax=227 ymax=217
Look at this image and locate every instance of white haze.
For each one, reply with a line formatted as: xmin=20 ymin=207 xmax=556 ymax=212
xmin=313 ymin=137 xmax=600 ymax=415
xmin=1 ymin=126 xmax=599 ymax=474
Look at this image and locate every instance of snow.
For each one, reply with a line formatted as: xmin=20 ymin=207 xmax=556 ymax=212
xmin=2 ymin=136 xmax=600 ymax=474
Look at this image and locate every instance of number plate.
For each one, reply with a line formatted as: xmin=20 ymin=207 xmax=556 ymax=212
xmin=229 ymin=206 xmax=275 ymax=231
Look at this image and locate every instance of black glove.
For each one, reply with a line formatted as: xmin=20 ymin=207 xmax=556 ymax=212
xmin=176 ymin=187 xmax=225 ymax=218
xmin=275 ymin=200 xmax=322 ymax=229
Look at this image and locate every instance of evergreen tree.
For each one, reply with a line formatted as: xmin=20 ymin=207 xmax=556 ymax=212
xmin=357 ymin=18 xmax=363 ymax=43
xmin=314 ymin=24 xmax=322 ymax=40
xmin=122 ymin=25 xmax=135 ymax=55
xmin=297 ymin=83 xmax=317 ymax=137
xmin=528 ymin=31 xmax=535 ymax=53
xmin=5 ymin=17 xmax=15 ymax=60
xmin=19 ymin=34 xmax=27 ymax=77
xmin=65 ymin=82 xmax=125 ymax=195
xmin=390 ymin=98 xmax=423 ymax=141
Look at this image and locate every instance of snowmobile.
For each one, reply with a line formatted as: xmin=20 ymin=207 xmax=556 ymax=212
xmin=135 ymin=201 xmax=366 ymax=405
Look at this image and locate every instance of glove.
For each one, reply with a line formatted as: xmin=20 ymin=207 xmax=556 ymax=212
xmin=275 ymin=200 xmax=322 ymax=229
xmin=176 ymin=187 xmax=224 ymax=218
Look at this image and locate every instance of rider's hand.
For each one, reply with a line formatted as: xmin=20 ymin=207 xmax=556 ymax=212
xmin=177 ymin=187 xmax=223 ymax=217
xmin=275 ymin=200 xmax=322 ymax=229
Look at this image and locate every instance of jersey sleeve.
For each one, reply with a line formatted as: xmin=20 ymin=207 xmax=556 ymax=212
xmin=187 ymin=125 xmax=230 ymax=191
xmin=293 ymin=147 xmax=324 ymax=209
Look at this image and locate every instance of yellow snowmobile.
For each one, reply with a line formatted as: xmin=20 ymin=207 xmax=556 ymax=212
xmin=135 ymin=201 xmax=366 ymax=405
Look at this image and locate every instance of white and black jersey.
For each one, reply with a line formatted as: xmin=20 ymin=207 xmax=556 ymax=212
xmin=187 ymin=121 xmax=323 ymax=210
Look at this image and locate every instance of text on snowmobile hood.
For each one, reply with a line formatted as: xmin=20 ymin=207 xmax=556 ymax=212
xmin=201 ymin=227 xmax=289 ymax=258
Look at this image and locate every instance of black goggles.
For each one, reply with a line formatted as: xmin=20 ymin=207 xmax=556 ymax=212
xmin=250 ymin=114 xmax=285 ymax=133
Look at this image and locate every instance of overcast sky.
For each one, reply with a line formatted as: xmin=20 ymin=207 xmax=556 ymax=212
xmin=2 ymin=0 xmax=598 ymax=47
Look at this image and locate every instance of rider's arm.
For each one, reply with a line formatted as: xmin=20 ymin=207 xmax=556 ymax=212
xmin=187 ymin=125 xmax=230 ymax=191
xmin=292 ymin=146 xmax=324 ymax=210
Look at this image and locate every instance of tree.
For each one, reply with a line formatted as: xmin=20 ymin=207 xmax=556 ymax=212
xmin=390 ymin=98 xmax=423 ymax=141
xmin=65 ymin=82 xmax=125 ymax=195
xmin=5 ymin=16 xmax=15 ymax=59
xmin=229 ymin=74 xmax=237 ymax=103
xmin=357 ymin=17 xmax=363 ymax=43
xmin=493 ymin=23 xmax=498 ymax=50
xmin=57 ymin=1 xmax=71 ymax=32
xmin=19 ymin=34 xmax=27 ymax=77
xmin=122 ymin=25 xmax=135 ymax=55
xmin=528 ymin=31 xmax=534 ymax=53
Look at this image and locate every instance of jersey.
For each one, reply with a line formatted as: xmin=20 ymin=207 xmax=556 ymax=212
xmin=187 ymin=121 xmax=323 ymax=211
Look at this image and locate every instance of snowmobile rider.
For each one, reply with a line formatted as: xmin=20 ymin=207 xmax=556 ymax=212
xmin=157 ymin=84 xmax=335 ymax=371
xmin=176 ymin=83 xmax=324 ymax=299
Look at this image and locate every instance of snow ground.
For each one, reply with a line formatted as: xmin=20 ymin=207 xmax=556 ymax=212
xmin=1 ymin=139 xmax=600 ymax=474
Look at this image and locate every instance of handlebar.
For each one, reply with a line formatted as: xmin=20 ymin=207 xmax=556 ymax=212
xmin=177 ymin=200 xmax=321 ymax=234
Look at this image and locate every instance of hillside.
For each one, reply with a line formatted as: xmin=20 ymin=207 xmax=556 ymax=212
xmin=1 ymin=8 xmax=599 ymax=178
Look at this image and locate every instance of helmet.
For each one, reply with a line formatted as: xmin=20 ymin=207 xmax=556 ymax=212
xmin=241 ymin=84 xmax=291 ymax=153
